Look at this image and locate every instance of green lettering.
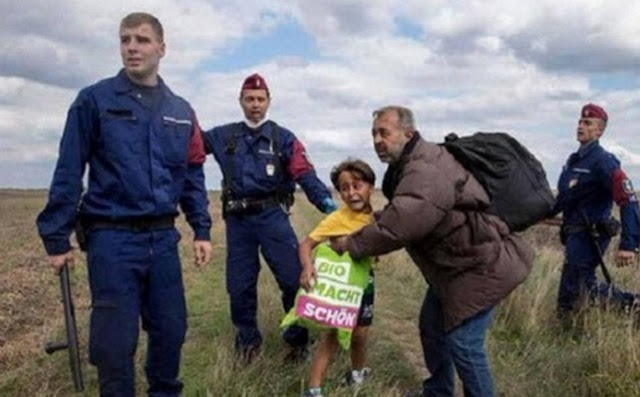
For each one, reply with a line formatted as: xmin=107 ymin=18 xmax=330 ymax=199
xmin=315 ymin=282 xmax=327 ymax=295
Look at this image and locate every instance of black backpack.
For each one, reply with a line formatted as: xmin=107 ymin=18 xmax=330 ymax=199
xmin=442 ymin=132 xmax=554 ymax=232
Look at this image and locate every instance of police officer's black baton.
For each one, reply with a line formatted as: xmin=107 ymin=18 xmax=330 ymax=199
xmin=582 ymin=212 xmax=613 ymax=285
xmin=45 ymin=265 xmax=84 ymax=392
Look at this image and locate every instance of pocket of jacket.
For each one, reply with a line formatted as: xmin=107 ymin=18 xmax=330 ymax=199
xmin=161 ymin=116 xmax=192 ymax=166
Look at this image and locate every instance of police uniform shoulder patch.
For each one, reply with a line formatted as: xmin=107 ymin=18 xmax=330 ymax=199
xmin=622 ymin=179 xmax=635 ymax=195
xmin=301 ymin=150 xmax=313 ymax=167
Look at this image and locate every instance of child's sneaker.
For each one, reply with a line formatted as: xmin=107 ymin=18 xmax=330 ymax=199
xmin=302 ymin=387 xmax=324 ymax=397
xmin=343 ymin=367 xmax=372 ymax=386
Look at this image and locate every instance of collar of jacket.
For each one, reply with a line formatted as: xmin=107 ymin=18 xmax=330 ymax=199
xmin=240 ymin=119 xmax=275 ymax=142
xmin=569 ymin=140 xmax=601 ymax=164
xmin=578 ymin=139 xmax=600 ymax=157
xmin=113 ymin=68 xmax=169 ymax=97
xmin=381 ymin=131 xmax=422 ymax=200
xmin=400 ymin=131 xmax=421 ymax=161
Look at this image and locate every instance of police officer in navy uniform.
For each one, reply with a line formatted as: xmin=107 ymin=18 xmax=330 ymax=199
xmin=553 ymin=103 xmax=640 ymax=317
xmin=36 ymin=13 xmax=212 ymax=397
xmin=203 ymin=73 xmax=337 ymax=362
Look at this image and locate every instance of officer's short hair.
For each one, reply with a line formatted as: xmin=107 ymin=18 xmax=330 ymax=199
xmin=330 ymin=158 xmax=376 ymax=190
xmin=120 ymin=12 xmax=164 ymax=43
xmin=599 ymin=119 xmax=607 ymax=132
xmin=372 ymin=106 xmax=415 ymax=132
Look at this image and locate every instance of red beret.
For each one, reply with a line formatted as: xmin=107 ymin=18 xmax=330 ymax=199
xmin=581 ymin=103 xmax=608 ymax=121
xmin=241 ymin=73 xmax=269 ymax=96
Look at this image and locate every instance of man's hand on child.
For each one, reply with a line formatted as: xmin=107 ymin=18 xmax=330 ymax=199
xmin=329 ymin=236 xmax=348 ymax=254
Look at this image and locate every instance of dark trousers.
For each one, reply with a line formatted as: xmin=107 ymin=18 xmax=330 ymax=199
xmin=87 ymin=228 xmax=186 ymax=397
xmin=225 ymin=207 xmax=308 ymax=350
xmin=559 ymin=232 xmax=638 ymax=314
xmin=419 ymin=289 xmax=496 ymax=397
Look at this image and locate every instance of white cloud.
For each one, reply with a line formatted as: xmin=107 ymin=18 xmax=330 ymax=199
xmin=0 ymin=76 xmax=74 ymax=162
xmin=604 ymin=141 xmax=640 ymax=166
xmin=2 ymin=1 xmax=640 ymax=188
xmin=401 ymin=0 xmax=640 ymax=73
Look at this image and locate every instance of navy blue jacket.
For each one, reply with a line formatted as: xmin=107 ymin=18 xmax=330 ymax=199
xmin=202 ymin=121 xmax=330 ymax=210
xmin=37 ymin=70 xmax=211 ymax=255
xmin=554 ymin=140 xmax=640 ymax=251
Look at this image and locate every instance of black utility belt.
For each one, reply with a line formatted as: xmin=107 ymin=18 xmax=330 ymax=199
xmin=562 ymin=218 xmax=620 ymax=237
xmin=561 ymin=224 xmax=587 ymax=235
xmin=84 ymin=216 xmax=175 ymax=231
xmin=224 ymin=196 xmax=281 ymax=214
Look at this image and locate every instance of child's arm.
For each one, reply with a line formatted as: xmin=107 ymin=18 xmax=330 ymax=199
xmin=299 ymin=236 xmax=320 ymax=292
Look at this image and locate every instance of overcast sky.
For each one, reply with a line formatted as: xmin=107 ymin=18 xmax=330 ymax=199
xmin=2 ymin=0 xmax=640 ymax=189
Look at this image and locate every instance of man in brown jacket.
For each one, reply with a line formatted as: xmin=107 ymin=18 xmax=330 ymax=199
xmin=333 ymin=106 xmax=533 ymax=397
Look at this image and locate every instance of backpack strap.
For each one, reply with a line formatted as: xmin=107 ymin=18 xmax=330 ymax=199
xmin=269 ymin=121 xmax=283 ymax=178
xmin=268 ymin=121 xmax=294 ymax=209
xmin=220 ymin=124 xmax=241 ymax=202
xmin=222 ymin=121 xmax=284 ymax=191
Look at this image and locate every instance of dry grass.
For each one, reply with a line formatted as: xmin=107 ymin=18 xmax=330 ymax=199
xmin=2 ymin=190 xmax=640 ymax=396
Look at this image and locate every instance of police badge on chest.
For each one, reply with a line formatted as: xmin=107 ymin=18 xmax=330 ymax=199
xmin=266 ymin=163 xmax=275 ymax=176
xmin=622 ymin=179 xmax=634 ymax=194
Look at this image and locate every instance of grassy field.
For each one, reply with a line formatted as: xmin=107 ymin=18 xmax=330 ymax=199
xmin=1 ymin=189 xmax=640 ymax=396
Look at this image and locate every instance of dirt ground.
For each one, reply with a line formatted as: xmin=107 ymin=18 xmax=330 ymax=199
xmin=0 ymin=190 xmax=90 ymax=378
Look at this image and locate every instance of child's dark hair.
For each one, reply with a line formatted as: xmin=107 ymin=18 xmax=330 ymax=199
xmin=330 ymin=158 xmax=376 ymax=190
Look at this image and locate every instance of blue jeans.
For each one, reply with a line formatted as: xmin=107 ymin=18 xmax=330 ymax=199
xmin=419 ymin=290 xmax=495 ymax=397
